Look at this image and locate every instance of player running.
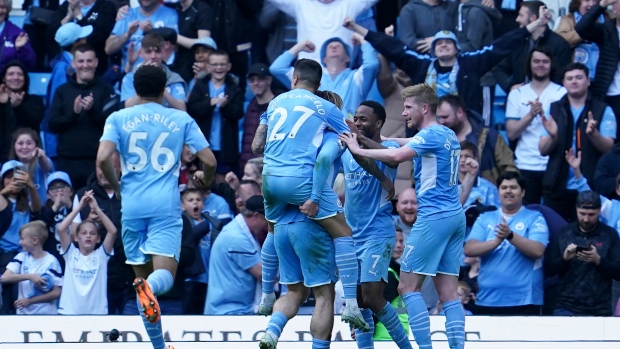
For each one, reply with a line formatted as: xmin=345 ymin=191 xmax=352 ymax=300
xmin=339 ymin=84 xmax=466 ymax=349
xmin=97 ymin=65 xmax=216 ymax=349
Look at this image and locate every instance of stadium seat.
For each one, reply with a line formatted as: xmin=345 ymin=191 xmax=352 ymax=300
xmin=28 ymin=73 xmax=51 ymax=97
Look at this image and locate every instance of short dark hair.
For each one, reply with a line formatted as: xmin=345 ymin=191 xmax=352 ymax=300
xmin=74 ymin=43 xmax=96 ymax=56
xmin=359 ymin=100 xmax=386 ymax=123
xmin=181 ymin=188 xmax=202 ymax=200
xmin=134 ymin=65 xmax=167 ymax=99
xmin=293 ymin=59 xmax=322 ymax=89
xmin=438 ymin=95 xmax=467 ymax=114
xmin=207 ymin=49 xmax=229 ymax=62
xmin=141 ymin=34 xmax=165 ymax=50
xmin=239 ymin=179 xmax=261 ymax=196
xmin=563 ymin=62 xmax=589 ymax=79
xmin=496 ymin=171 xmax=526 ymax=191
xmin=525 ymin=47 xmax=556 ymax=81
xmin=459 ymin=141 xmax=478 ymax=159
xmin=521 ymin=1 xmax=546 ymax=17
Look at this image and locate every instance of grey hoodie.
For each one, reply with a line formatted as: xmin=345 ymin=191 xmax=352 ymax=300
xmin=453 ymin=0 xmax=502 ymax=52
xmin=399 ymin=0 xmax=456 ymax=50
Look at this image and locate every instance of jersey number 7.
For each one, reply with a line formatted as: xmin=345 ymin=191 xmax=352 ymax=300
xmin=268 ymin=106 xmax=315 ymax=141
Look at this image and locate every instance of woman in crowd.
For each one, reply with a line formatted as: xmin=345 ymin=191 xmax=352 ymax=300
xmin=0 ymin=0 xmax=36 ymax=72
xmin=9 ymin=128 xmax=53 ymax=201
xmin=0 ymin=61 xmax=45 ymax=163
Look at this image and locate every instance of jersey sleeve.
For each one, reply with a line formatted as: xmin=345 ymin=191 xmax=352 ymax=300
xmin=184 ymin=116 xmax=210 ymax=153
xmin=324 ymin=107 xmax=351 ymax=134
xmin=111 ymin=17 xmax=128 ymax=37
xmin=215 ymin=198 xmax=233 ymax=220
xmin=259 ymin=112 xmax=268 ymax=125
xmin=505 ymin=90 xmax=522 ymax=120
xmin=527 ymin=213 xmax=549 ymax=247
xmin=6 ymin=252 xmax=25 ymax=274
xmin=120 ymin=73 xmax=135 ymax=103
xmin=600 ymin=106 xmax=617 ymax=139
xmin=227 ymin=237 xmax=261 ymax=271
xmin=405 ymin=130 xmax=436 ymax=157
xmin=48 ymin=257 xmax=63 ymax=287
xmin=72 ymin=195 xmax=82 ymax=224
xmin=100 ymin=114 xmax=120 ymax=145
xmin=166 ymin=82 xmax=186 ymax=102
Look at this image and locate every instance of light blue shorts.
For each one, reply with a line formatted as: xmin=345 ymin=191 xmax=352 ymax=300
xmin=263 ymin=175 xmax=342 ymax=223
xmin=274 ymin=220 xmax=337 ymax=287
xmin=401 ymin=212 xmax=466 ymax=276
xmin=355 ymin=236 xmax=396 ymax=283
xmin=121 ymin=216 xmax=183 ymax=265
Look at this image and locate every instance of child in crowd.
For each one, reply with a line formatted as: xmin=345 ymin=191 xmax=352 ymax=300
xmin=39 ymin=171 xmax=74 ymax=272
xmin=9 ymin=128 xmax=53 ymax=203
xmin=56 ymin=190 xmax=116 ymax=315
xmin=1 ymin=221 xmax=62 ymax=314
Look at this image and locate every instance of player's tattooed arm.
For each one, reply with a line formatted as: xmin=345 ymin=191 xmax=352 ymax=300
xmin=252 ymin=124 xmax=268 ymax=154
xmin=352 ymin=154 xmax=396 ymax=201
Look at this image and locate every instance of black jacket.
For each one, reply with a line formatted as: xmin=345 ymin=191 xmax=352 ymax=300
xmin=544 ymin=93 xmax=608 ymax=196
xmin=364 ymin=27 xmax=532 ymax=114
xmin=494 ymin=26 xmax=572 ymax=93
xmin=55 ymin=0 xmax=117 ymax=75
xmin=75 ymin=173 xmax=132 ymax=292
xmin=206 ymin=0 xmax=263 ymax=54
xmin=595 ymin=144 xmax=620 ymax=200
xmin=48 ymin=76 xmax=119 ymax=159
xmin=39 ymin=204 xmax=72 ymax=272
xmin=575 ymin=4 xmax=620 ymax=99
xmin=159 ymin=215 xmax=195 ymax=300
xmin=187 ymin=74 xmax=244 ymax=164
xmin=544 ymin=221 xmax=620 ymax=316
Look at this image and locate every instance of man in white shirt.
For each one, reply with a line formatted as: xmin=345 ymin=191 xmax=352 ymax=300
xmin=505 ymin=47 xmax=567 ymax=204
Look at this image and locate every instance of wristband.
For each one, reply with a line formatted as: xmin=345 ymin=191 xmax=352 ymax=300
xmin=507 ymin=231 xmax=514 ymax=241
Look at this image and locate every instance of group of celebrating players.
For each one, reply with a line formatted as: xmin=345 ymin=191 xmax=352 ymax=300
xmin=97 ymin=56 xmax=466 ymax=349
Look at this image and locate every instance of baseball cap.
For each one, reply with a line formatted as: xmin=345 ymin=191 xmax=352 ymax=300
xmin=245 ymin=195 xmax=265 ymax=215
xmin=430 ymin=30 xmax=461 ymax=56
xmin=247 ymin=63 xmax=271 ymax=78
xmin=46 ymin=171 xmax=72 ymax=189
xmin=1 ymin=160 xmax=24 ymax=178
xmin=55 ymin=23 xmax=93 ymax=47
xmin=146 ymin=27 xmax=178 ymax=45
xmin=192 ymin=37 xmax=218 ymax=51
xmin=576 ymin=190 xmax=602 ymax=210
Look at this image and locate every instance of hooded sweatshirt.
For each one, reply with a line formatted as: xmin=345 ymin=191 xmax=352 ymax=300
xmin=453 ymin=0 xmax=502 ymax=52
xmin=270 ymin=38 xmax=379 ymax=119
xmin=399 ymin=0 xmax=456 ymax=49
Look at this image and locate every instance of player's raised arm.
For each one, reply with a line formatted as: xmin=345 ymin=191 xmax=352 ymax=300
xmin=97 ymin=140 xmax=121 ymax=197
xmin=340 ymin=133 xmax=417 ymax=164
xmin=196 ymin=147 xmax=217 ymax=186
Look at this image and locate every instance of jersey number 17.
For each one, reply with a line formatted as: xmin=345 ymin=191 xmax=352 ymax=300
xmin=449 ymin=149 xmax=460 ymax=186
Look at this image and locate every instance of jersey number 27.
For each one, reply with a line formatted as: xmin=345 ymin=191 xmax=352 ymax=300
xmin=268 ymin=106 xmax=315 ymax=141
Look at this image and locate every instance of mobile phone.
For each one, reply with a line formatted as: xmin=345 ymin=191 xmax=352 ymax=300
xmin=576 ymin=244 xmax=590 ymax=253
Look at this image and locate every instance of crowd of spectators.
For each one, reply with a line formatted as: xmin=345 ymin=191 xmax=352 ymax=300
xmin=1 ymin=0 xmax=620 ymax=322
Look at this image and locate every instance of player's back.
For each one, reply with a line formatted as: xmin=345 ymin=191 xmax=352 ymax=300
xmin=104 ymin=102 xmax=208 ymax=219
xmin=408 ymin=124 xmax=463 ymax=220
xmin=263 ymin=89 xmax=349 ymax=178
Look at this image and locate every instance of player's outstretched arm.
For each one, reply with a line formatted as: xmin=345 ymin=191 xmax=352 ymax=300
xmin=340 ymin=133 xmax=416 ymax=164
xmin=196 ymin=147 xmax=217 ymax=186
xmin=97 ymin=141 xmax=121 ymax=197
xmin=252 ymin=124 xmax=268 ymax=155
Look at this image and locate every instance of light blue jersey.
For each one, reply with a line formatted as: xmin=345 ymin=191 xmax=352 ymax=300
xmin=466 ymin=208 xmax=549 ymax=306
xmin=460 ymin=177 xmax=501 ymax=208
xmin=341 ymin=141 xmax=399 ymax=241
xmin=111 ymin=5 xmax=178 ymax=67
xmin=406 ymin=124 xmax=462 ymax=219
xmin=100 ymin=102 xmax=209 ymax=219
xmin=574 ymin=176 xmax=620 ymax=235
xmin=205 ymin=215 xmax=261 ymax=315
xmin=203 ymin=192 xmax=234 ymax=220
xmin=262 ymin=89 xmax=350 ymax=178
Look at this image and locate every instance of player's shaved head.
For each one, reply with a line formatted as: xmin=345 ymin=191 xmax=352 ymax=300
xmin=292 ymin=59 xmax=322 ymax=92
xmin=134 ymin=65 xmax=167 ymax=99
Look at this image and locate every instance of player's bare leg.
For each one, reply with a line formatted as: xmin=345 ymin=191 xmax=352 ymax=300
xmin=259 ymin=283 xmax=310 ymax=349
xmin=310 ymin=283 xmax=336 ymax=348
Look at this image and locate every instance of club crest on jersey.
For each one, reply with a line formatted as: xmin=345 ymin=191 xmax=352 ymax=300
xmin=515 ymin=222 xmax=525 ymax=231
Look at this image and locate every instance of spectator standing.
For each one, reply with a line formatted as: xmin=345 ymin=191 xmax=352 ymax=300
xmin=0 ymin=0 xmax=36 ymax=72
xmin=39 ymin=171 xmax=73 ymax=272
xmin=0 ymin=62 xmax=45 ymax=163
xmin=438 ymin=95 xmax=518 ymax=184
xmin=494 ymin=1 xmax=572 ymax=93
xmin=257 ymin=1 xmax=296 ymax=65
xmin=539 ymin=63 xmax=616 ymax=221
xmin=205 ymin=195 xmax=266 ymax=315
xmin=595 ymin=144 xmax=620 ymax=200
xmin=121 ymin=34 xmax=186 ymax=110
xmin=1 ymin=221 xmax=62 ymax=315
xmin=187 ymin=50 xmax=244 ymax=184
xmin=240 ymin=64 xmax=277 ymax=170
xmin=398 ymin=0 xmax=454 ymax=54
xmin=8 ymin=128 xmax=54 ymax=203
xmin=105 ymin=0 xmax=178 ymax=69
xmin=170 ymin=0 xmax=213 ymax=82
xmin=505 ymin=47 xmax=567 ymax=204
xmin=57 ymin=0 xmax=117 ymax=76
xmin=187 ymin=37 xmax=217 ymax=92
xmin=454 ymin=0 xmax=502 ymax=52
xmin=575 ymin=0 xmax=620 ymax=139
xmin=457 ymin=141 xmax=501 ymax=208
xmin=464 ymin=172 xmax=549 ymax=315
xmin=56 ymin=190 xmax=117 ymax=315
xmin=544 ymin=190 xmax=620 ymax=316
xmin=48 ymin=44 xmax=119 ymax=190
xmin=555 ymin=0 xmax=609 ymax=81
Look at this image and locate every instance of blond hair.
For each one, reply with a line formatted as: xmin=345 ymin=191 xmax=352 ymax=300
xmin=317 ymin=90 xmax=344 ymax=110
xmin=400 ymin=84 xmax=438 ymax=115
xmin=20 ymin=221 xmax=48 ymax=245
